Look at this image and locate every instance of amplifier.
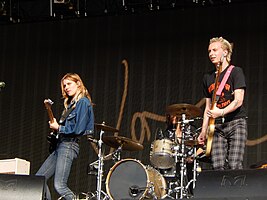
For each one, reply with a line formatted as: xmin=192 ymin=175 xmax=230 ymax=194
xmin=0 ymin=158 xmax=30 ymax=175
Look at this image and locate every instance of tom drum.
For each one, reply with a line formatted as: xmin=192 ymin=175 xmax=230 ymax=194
xmin=150 ymin=139 xmax=175 ymax=169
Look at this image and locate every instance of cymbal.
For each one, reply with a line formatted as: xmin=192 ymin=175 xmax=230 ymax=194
xmin=166 ymin=103 xmax=202 ymax=118
xmin=102 ymin=136 xmax=144 ymax=151
xmin=95 ymin=123 xmax=119 ymax=132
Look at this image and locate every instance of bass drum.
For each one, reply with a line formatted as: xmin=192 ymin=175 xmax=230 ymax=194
xmin=106 ymin=158 xmax=166 ymax=200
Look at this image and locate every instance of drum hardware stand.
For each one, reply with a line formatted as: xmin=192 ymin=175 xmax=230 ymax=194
xmin=176 ymin=146 xmax=199 ymax=200
xmin=185 ymin=146 xmax=198 ymax=191
xmin=147 ymin=185 xmax=158 ymax=200
xmin=94 ymin=123 xmax=109 ymax=200
xmin=112 ymin=146 xmax=122 ymax=162
xmin=162 ymin=181 xmax=179 ymax=199
xmin=88 ymin=146 xmax=122 ymax=175
xmin=166 ymin=113 xmax=192 ymax=199
xmin=178 ymin=113 xmax=187 ymax=199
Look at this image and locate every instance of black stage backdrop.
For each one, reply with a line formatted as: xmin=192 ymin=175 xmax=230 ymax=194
xmin=0 ymin=1 xmax=267 ymax=199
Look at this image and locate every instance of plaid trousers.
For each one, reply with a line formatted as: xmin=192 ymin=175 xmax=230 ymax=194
xmin=211 ymin=118 xmax=247 ymax=170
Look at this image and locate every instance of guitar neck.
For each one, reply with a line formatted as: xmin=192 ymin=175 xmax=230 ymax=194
xmin=46 ymin=108 xmax=55 ymax=123
xmin=44 ymin=99 xmax=55 ymax=123
xmin=208 ymin=116 xmax=215 ymax=124
xmin=210 ymin=65 xmax=222 ymax=110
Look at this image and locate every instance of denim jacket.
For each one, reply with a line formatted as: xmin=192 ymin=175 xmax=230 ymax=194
xmin=58 ymin=97 xmax=94 ymax=136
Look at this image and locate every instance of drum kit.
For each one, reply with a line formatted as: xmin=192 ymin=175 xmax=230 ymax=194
xmin=86 ymin=103 xmax=203 ymax=200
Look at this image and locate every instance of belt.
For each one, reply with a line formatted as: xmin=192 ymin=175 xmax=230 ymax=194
xmin=215 ymin=116 xmax=246 ymax=124
xmin=60 ymin=136 xmax=80 ymax=143
xmin=215 ymin=117 xmax=228 ymax=124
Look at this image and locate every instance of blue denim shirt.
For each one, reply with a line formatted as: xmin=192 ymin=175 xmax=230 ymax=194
xmin=58 ymin=97 xmax=94 ymax=136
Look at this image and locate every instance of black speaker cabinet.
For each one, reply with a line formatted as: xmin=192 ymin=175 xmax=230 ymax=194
xmin=193 ymin=168 xmax=267 ymax=200
xmin=0 ymin=174 xmax=45 ymax=200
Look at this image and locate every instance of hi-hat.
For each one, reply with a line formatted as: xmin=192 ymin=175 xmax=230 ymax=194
xmin=103 ymin=136 xmax=143 ymax=151
xmin=95 ymin=123 xmax=119 ymax=132
xmin=166 ymin=103 xmax=202 ymax=118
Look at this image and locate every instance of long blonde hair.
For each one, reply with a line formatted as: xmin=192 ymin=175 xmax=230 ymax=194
xmin=209 ymin=37 xmax=233 ymax=63
xmin=60 ymin=73 xmax=92 ymax=109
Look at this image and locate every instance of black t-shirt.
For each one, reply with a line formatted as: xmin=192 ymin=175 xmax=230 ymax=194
xmin=202 ymin=65 xmax=247 ymax=120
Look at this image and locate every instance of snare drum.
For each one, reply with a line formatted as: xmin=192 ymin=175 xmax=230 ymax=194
xmin=150 ymin=139 xmax=175 ymax=169
xmin=106 ymin=158 xmax=166 ymax=200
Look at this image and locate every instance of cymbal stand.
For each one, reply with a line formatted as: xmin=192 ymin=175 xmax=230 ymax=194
xmin=166 ymin=114 xmax=188 ymax=199
xmin=168 ymin=113 xmax=190 ymax=199
xmin=178 ymin=113 xmax=187 ymax=199
xmin=95 ymin=128 xmax=108 ymax=200
xmin=112 ymin=146 xmax=122 ymax=162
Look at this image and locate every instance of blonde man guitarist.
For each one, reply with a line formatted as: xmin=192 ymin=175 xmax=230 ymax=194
xmin=198 ymin=37 xmax=247 ymax=170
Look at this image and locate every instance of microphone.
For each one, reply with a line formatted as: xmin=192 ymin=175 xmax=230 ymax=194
xmin=0 ymin=82 xmax=5 ymax=89
xmin=129 ymin=185 xmax=140 ymax=197
xmin=87 ymin=136 xmax=98 ymax=144
xmin=129 ymin=185 xmax=145 ymax=197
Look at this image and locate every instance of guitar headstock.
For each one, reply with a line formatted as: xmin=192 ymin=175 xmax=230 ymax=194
xmin=44 ymin=99 xmax=55 ymax=122
xmin=216 ymin=61 xmax=222 ymax=75
xmin=44 ymin=99 xmax=54 ymax=109
xmin=216 ymin=55 xmax=224 ymax=72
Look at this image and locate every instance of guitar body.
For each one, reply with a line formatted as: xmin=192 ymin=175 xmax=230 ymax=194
xmin=205 ymin=118 xmax=215 ymax=157
xmin=44 ymin=99 xmax=59 ymax=154
xmin=47 ymin=131 xmax=59 ymax=153
xmin=205 ymin=63 xmax=222 ymax=157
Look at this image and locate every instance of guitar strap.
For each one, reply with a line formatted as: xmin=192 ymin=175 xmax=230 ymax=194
xmin=216 ymin=65 xmax=235 ymax=100
xmin=59 ymin=103 xmax=75 ymax=124
xmin=215 ymin=65 xmax=234 ymax=123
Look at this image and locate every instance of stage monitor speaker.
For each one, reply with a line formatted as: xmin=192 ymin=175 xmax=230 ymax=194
xmin=0 ymin=174 xmax=45 ymax=200
xmin=194 ymin=168 xmax=267 ymax=200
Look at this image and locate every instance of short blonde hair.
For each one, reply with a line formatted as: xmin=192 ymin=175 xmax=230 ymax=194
xmin=209 ymin=37 xmax=233 ymax=63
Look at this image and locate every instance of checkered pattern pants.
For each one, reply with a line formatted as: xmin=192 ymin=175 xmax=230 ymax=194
xmin=211 ymin=118 xmax=247 ymax=170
